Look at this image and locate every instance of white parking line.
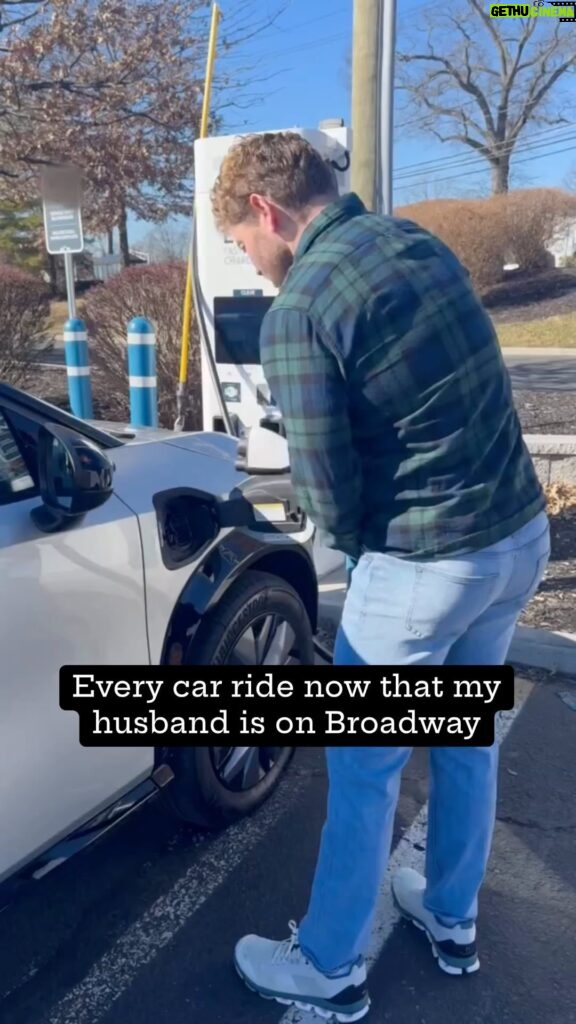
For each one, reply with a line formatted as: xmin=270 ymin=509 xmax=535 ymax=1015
xmin=278 ymin=676 xmax=534 ymax=1023
xmin=41 ymin=771 xmax=311 ymax=1024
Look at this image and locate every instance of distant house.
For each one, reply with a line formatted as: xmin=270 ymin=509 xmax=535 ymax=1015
xmin=546 ymin=217 xmax=576 ymax=267
xmin=92 ymin=249 xmax=149 ymax=283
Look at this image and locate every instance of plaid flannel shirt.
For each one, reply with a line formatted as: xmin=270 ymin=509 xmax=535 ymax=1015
xmin=259 ymin=192 xmax=545 ymax=561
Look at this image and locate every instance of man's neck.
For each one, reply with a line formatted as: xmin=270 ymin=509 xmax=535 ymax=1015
xmin=287 ymin=196 xmax=335 ymax=255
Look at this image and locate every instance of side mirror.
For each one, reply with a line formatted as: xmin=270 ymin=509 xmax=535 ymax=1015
xmin=31 ymin=423 xmax=115 ymax=533
xmin=235 ymin=425 xmax=290 ymax=475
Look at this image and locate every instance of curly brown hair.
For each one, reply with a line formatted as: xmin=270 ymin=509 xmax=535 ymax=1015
xmin=210 ymin=131 xmax=338 ymax=231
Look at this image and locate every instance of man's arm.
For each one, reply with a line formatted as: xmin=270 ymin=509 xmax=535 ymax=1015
xmin=260 ymin=305 xmax=363 ymax=560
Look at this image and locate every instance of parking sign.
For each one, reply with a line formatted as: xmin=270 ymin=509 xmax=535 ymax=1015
xmin=40 ymin=164 xmax=84 ymax=255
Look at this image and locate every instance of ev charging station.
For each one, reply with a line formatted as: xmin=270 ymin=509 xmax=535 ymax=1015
xmin=193 ymin=121 xmax=352 ymax=579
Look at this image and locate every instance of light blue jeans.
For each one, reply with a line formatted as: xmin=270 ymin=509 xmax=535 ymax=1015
xmin=298 ymin=510 xmax=551 ymax=974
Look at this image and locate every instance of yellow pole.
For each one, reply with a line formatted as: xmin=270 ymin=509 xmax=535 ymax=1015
xmin=179 ymin=2 xmax=220 ymax=387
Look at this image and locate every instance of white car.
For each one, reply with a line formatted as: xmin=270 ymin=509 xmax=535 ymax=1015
xmin=0 ymin=382 xmax=320 ymax=908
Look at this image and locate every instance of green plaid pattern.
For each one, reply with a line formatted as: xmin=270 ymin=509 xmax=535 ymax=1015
xmin=260 ymin=193 xmax=545 ymax=560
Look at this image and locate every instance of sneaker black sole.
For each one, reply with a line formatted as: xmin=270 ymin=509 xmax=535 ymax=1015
xmin=233 ymin=958 xmax=371 ymax=1022
xmin=392 ymin=892 xmax=480 ymax=976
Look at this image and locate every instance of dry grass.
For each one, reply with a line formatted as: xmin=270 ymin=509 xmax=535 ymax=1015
xmin=544 ymin=482 xmax=576 ymax=516
xmin=49 ymin=299 xmax=85 ymax=337
xmin=496 ymin=311 xmax=576 ymax=347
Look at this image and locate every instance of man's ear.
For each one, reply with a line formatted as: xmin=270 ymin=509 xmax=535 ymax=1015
xmin=248 ymin=193 xmax=267 ymax=216
xmin=249 ymin=193 xmax=278 ymax=227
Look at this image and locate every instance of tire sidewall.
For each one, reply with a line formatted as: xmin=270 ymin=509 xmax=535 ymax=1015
xmin=194 ymin=575 xmax=314 ymax=666
xmin=163 ymin=571 xmax=313 ymax=825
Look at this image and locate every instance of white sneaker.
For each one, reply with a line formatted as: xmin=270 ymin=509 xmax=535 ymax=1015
xmin=234 ymin=920 xmax=370 ymax=1022
xmin=392 ymin=868 xmax=480 ymax=975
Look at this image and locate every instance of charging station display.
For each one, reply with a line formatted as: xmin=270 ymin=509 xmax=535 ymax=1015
xmin=214 ymin=295 xmax=274 ymax=367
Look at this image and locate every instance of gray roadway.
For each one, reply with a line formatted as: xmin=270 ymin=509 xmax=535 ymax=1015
xmin=504 ymin=351 xmax=576 ymax=392
xmin=1 ymin=671 xmax=575 ymax=1024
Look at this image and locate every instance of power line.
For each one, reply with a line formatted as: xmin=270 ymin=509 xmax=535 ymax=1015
xmin=271 ymin=7 xmax=349 ymax=33
xmin=395 ymin=122 xmax=576 ymax=179
xmin=224 ymin=0 xmax=427 ymax=66
xmin=395 ymin=132 xmax=576 ymax=183
xmin=394 ymin=140 xmax=576 ymax=195
xmin=224 ymin=29 xmax=348 ymax=63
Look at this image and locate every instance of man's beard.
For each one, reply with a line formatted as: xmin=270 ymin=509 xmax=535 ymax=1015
xmin=271 ymin=248 xmax=294 ymax=288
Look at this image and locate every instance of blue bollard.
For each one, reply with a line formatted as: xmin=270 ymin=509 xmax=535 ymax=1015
xmin=127 ymin=317 xmax=157 ymax=428
xmin=64 ymin=318 xmax=93 ymax=419
xmin=345 ymin=555 xmax=358 ymax=590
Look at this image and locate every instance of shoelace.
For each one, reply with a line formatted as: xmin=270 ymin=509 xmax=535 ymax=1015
xmin=271 ymin=920 xmax=308 ymax=965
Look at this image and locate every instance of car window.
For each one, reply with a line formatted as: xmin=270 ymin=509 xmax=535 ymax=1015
xmin=0 ymin=408 xmax=37 ymax=505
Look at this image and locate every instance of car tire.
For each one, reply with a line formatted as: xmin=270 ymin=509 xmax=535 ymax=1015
xmin=161 ymin=570 xmax=314 ymax=829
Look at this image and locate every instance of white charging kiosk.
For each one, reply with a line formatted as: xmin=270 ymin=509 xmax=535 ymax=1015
xmin=193 ymin=121 xmax=352 ymax=579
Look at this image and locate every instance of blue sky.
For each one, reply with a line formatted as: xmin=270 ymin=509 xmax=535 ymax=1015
xmin=129 ymin=0 xmax=576 ymax=244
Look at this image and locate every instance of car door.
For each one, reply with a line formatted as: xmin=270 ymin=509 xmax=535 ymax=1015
xmin=0 ymin=399 xmax=154 ymax=885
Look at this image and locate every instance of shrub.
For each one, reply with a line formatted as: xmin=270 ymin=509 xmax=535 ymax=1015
xmin=0 ymin=266 xmax=52 ymax=390
xmin=494 ymin=188 xmax=576 ymax=274
xmin=395 ymin=197 xmax=508 ymax=292
xmin=395 ymin=188 xmax=576 ymax=293
xmin=82 ymin=263 xmax=202 ymax=429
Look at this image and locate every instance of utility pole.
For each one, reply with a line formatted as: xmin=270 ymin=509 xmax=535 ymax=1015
xmin=350 ymin=0 xmax=397 ymax=216
xmin=350 ymin=0 xmax=381 ymax=212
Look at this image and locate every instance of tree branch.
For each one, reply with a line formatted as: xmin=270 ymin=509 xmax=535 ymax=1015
xmin=398 ymin=47 xmax=496 ymax=136
xmin=419 ymin=93 xmax=489 ymax=140
xmin=467 ymin=0 xmax=511 ymax=75
xmin=510 ymin=57 xmax=576 ymax=140
xmin=0 ymin=0 xmax=47 ymax=34
xmin=429 ymin=128 xmax=492 ymax=157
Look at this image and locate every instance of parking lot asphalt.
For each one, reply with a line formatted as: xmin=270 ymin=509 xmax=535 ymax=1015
xmin=1 ymin=671 xmax=575 ymax=1024
xmin=503 ymin=352 xmax=576 ymax=392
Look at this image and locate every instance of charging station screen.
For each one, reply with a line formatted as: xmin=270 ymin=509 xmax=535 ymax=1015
xmin=214 ymin=295 xmax=274 ymax=365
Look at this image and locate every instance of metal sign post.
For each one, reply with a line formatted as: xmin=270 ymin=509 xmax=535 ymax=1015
xmin=378 ymin=0 xmax=397 ymax=216
xmin=63 ymin=252 xmax=77 ymax=319
xmin=40 ymin=164 xmax=85 ymax=319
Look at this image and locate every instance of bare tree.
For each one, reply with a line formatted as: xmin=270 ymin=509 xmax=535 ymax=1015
xmin=397 ymin=0 xmax=576 ymax=194
xmin=142 ymin=221 xmax=190 ymax=263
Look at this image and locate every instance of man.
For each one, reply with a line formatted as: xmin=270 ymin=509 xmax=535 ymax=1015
xmin=210 ymin=132 xmax=550 ymax=1022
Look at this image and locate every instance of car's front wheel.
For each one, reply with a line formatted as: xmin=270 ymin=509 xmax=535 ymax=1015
xmin=161 ymin=570 xmax=314 ymax=828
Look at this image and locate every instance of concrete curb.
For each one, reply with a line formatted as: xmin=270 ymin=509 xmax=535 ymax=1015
xmin=508 ymin=625 xmax=576 ymax=676
xmin=501 ymin=347 xmax=576 ymax=357
xmin=318 ymin=584 xmax=576 ymax=677
xmin=525 ymin=434 xmax=576 ymax=454
xmin=524 ymin=434 xmax=576 ymax=485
